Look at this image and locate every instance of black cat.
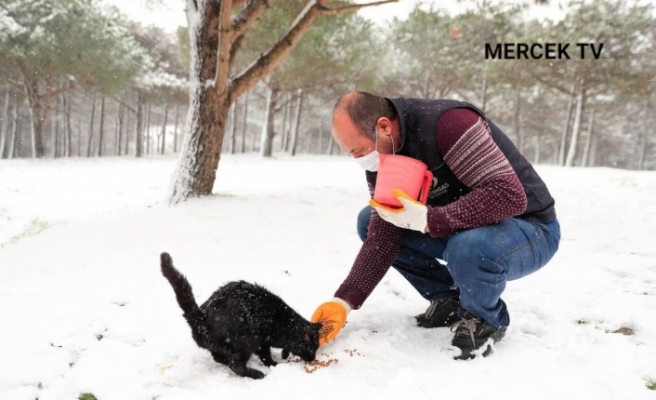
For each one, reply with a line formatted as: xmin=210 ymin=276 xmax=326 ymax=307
xmin=160 ymin=252 xmax=322 ymax=379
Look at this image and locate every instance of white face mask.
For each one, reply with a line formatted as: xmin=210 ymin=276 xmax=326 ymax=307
xmin=354 ymin=127 xmax=395 ymax=172
xmin=355 ymin=149 xmax=380 ymax=171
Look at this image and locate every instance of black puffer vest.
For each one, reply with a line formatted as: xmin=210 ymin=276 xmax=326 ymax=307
xmin=366 ymin=98 xmax=556 ymax=223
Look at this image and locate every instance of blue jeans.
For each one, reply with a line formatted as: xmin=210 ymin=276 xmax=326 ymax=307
xmin=357 ymin=206 xmax=561 ymax=327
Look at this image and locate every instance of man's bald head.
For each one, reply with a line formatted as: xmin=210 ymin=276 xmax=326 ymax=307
xmin=332 ymin=91 xmax=396 ymax=140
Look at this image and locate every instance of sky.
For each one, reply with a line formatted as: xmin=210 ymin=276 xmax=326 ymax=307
xmin=105 ymin=0 xmax=572 ymax=33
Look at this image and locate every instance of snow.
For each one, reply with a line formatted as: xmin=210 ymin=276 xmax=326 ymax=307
xmin=1 ymin=154 xmax=655 ymax=400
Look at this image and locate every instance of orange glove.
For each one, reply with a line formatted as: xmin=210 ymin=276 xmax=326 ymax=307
xmin=311 ymin=298 xmax=351 ymax=346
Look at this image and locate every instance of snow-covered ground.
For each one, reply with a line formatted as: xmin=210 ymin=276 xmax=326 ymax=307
xmin=1 ymin=154 xmax=655 ymax=400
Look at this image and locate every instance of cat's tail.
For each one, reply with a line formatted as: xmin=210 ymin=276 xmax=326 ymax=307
xmin=160 ymin=252 xmax=211 ymax=348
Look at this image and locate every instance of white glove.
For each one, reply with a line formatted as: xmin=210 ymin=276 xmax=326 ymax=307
xmin=369 ymin=188 xmax=428 ymax=232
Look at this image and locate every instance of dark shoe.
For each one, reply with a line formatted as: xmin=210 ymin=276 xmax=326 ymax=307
xmin=415 ymin=298 xmax=460 ymax=328
xmin=450 ymin=313 xmax=507 ymax=360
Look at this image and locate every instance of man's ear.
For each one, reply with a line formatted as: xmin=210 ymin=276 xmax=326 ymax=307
xmin=376 ymin=117 xmax=392 ymax=135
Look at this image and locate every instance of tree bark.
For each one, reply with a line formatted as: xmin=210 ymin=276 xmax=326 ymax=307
xmin=125 ymin=100 xmax=131 ymax=156
xmin=51 ymin=95 xmax=59 ymax=158
xmin=229 ymin=101 xmax=238 ymax=154
xmin=638 ymin=99 xmax=650 ymax=170
xmin=513 ymin=81 xmax=523 ymax=152
xmin=24 ymin=79 xmax=51 ymax=158
xmin=533 ymin=134 xmax=540 ymax=164
xmin=558 ymin=85 xmax=575 ymax=166
xmin=98 ymin=96 xmax=106 ymax=157
xmin=240 ymin=90 xmax=249 ymax=153
xmin=318 ymin=120 xmax=324 ymax=153
xmin=116 ymin=93 xmax=125 ymax=156
xmin=77 ymin=120 xmax=82 ymax=157
xmin=590 ymin=134 xmax=598 ymax=167
xmin=0 ymin=88 xmax=9 ymax=158
xmin=173 ymin=103 xmax=180 ymax=153
xmin=145 ymin=103 xmax=151 ymax=154
xmin=280 ymin=92 xmax=289 ymax=151
xmin=290 ymin=89 xmax=304 ymax=156
xmin=565 ymin=81 xmax=585 ymax=167
xmin=65 ymin=93 xmax=72 ymax=157
xmin=161 ymin=101 xmax=169 ymax=155
xmin=480 ymin=64 xmax=488 ymax=112
xmin=328 ymin=133 xmax=335 ymax=155
xmin=581 ymin=109 xmax=595 ymax=167
xmin=7 ymin=99 xmax=17 ymax=159
xmin=136 ymin=93 xmax=144 ymax=158
xmin=260 ymin=84 xmax=279 ymax=157
xmin=87 ymin=95 xmax=96 ymax=158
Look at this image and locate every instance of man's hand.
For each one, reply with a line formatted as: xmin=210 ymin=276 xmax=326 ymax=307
xmin=369 ymin=188 xmax=429 ymax=232
xmin=311 ymin=298 xmax=351 ymax=346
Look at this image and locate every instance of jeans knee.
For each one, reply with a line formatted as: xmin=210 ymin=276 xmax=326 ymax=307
xmin=356 ymin=206 xmax=371 ymax=242
xmin=444 ymin=230 xmax=497 ymax=272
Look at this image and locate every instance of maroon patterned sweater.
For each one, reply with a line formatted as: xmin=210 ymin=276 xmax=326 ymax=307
xmin=334 ymin=108 xmax=528 ymax=309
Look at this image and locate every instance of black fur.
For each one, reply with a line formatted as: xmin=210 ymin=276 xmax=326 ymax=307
xmin=160 ymin=252 xmax=321 ymax=379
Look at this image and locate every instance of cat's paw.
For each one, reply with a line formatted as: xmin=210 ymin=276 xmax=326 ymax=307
xmin=248 ymin=369 xmax=265 ymax=380
xmin=260 ymin=358 xmax=277 ymax=367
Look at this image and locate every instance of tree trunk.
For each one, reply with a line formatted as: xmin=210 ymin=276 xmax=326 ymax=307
xmin=480 ymin=64 xmax=488 ymax=112
xmin=168 ymin=90 xmax=231 ymax=201
xmin=65 ymin=94 xmax=72 ymax=157
xmin=136 ymin=93 xmax=144 ymax=158
xmin=51 ymin=96 xmax=60 ymax=158
xmin=173 ymin=103 xmax=180 ymax=153
xmin=145 ymin=103 xmax=151 ymax=154
xmin=116 ymin=94 xmax=125 ymax=156
xmin=284 ymin=93 xmax=295 ymax=152
xmin=7 ymin=100 xmax=17 ymax=159
xmin=532 ymin=130 xmax=540 ymax=164
xmin=328 ymin=134 xmax=335 ymax=155
xmin=638 ymin=99 xmax=650 ymax=170
xmin=260 ymin=84 xmax=279 ymax=157
xmin=290 ymin=89 xmax=304 ymax=156
xmin=77 ymin=120 xmax=82 ymax=157
xmin=98 ymin=96 xmax=105 ymax=157
xmin=87 ymin=95 xmax=96 ymax=158
xmin=125 ymin=101 xmax=131 ymax=156
xmin=26 ymin=97 xmax=38 ymax=158
xmin=229 ymin=101 xmax=237 ymax=154
xmin=318 ymin=120 xmax=324 ymax=153
xmin=0 ymin=88 xmax=9 ymax=158
xmin=3 ymin=98 xmax=17 ymax=159
xmin=280 ymin=92 xmax=289 ymax=151
xmin=513 ymin=81 xmax=523 ymax=152
xmin=565 ymin=83 xmax=585 ymax=167
xmin=240 ymin=90 xmax=249 ymax=153
xmin=581 ymin=109 xmax=595 ymax=167
xmin=161 ymin=101 xmax=169 ymax=155
xmin=25 ymin=79 xmax=51 ymax=158
xmin=558 ymin=85 xmax=575 ymax=166
xmin=589 ymin=134 xmax=598 ymax=167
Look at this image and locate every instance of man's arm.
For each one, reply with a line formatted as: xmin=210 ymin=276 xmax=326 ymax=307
xmin=426 ymin=108 xmax=527 ymax=237
xmin=334 ymin=179 xmax=404 ymax=309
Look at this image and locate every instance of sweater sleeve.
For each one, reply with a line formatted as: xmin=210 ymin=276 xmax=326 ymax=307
xmin=334 ymin=177 xmax=403 ymax=309
xmin=426 ymin=108 xmax=527 ymax=237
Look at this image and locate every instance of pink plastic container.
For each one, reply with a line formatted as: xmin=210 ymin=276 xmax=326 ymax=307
xmin=373 ymin=154 xmax=433 ymax=208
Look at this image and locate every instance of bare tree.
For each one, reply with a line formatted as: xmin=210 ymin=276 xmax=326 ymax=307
xmin=168 ymin=0 xmax=397 ymax=203
xmin=290 ymin=88 xmax=304 ymax=156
